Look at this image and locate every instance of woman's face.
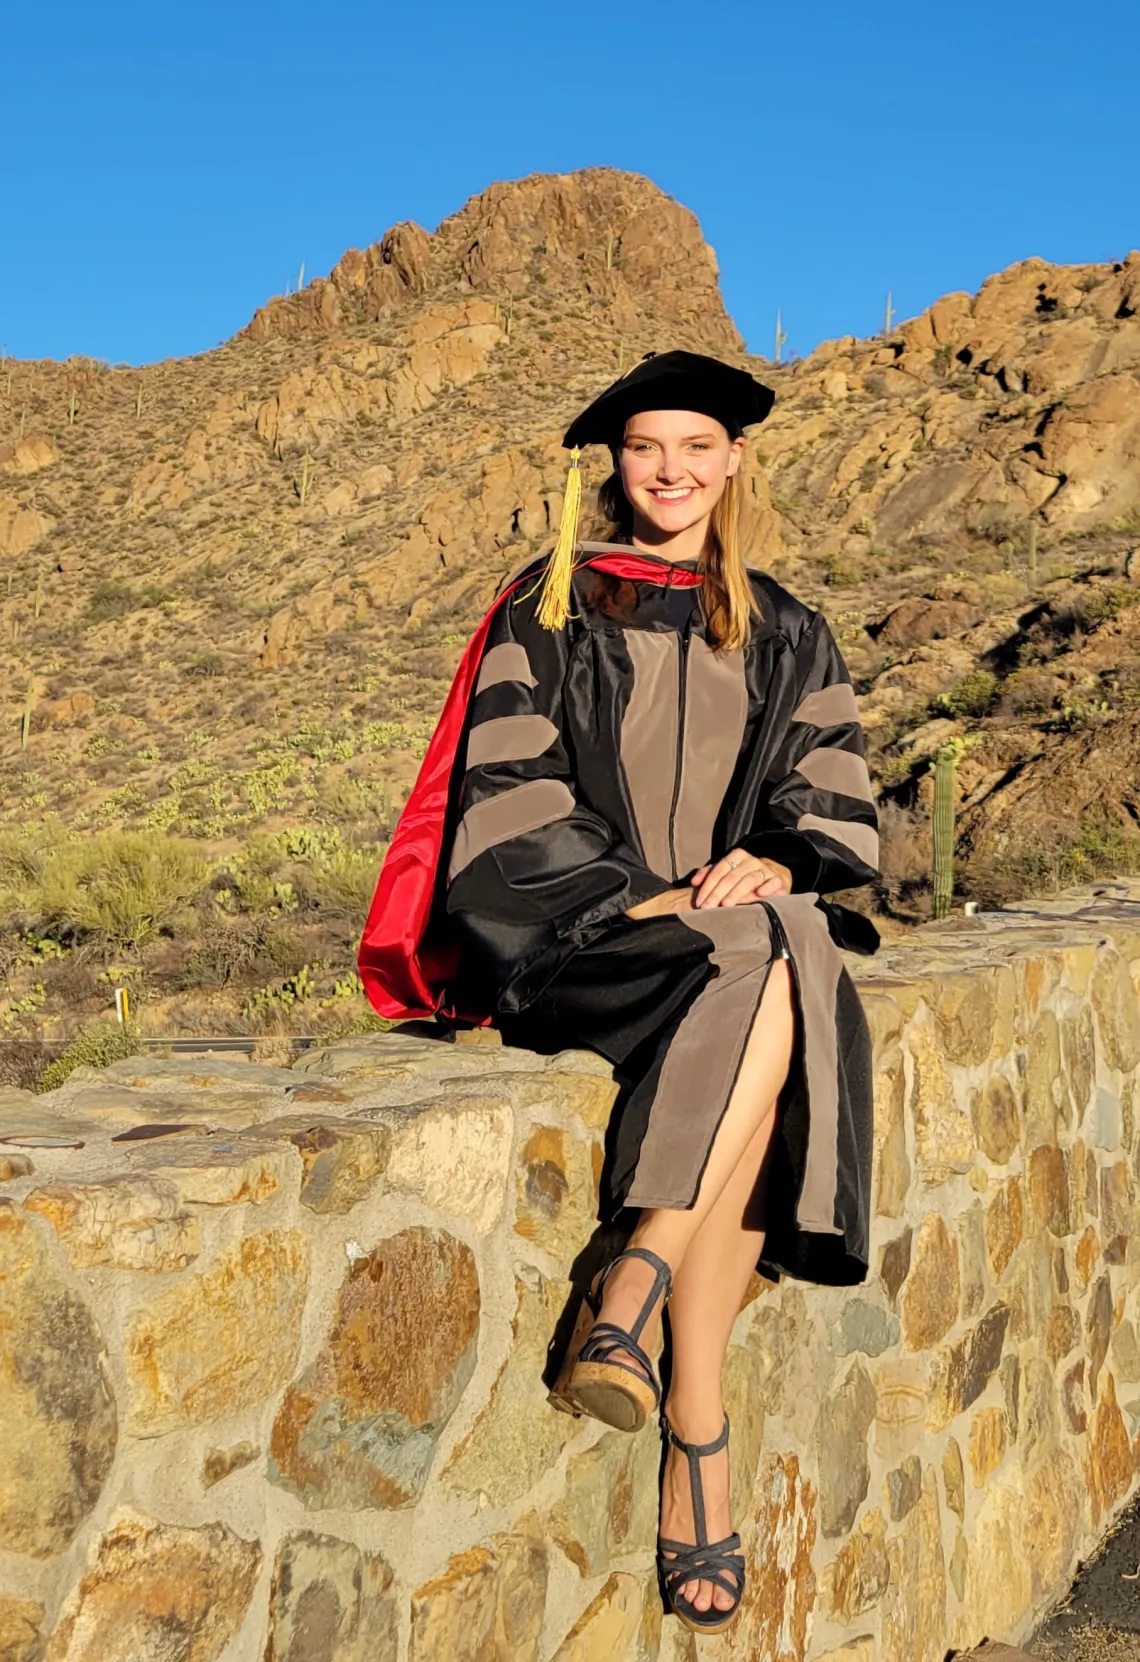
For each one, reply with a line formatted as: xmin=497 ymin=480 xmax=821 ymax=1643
xmin=617 ymin=409 xmax=745 ymax=539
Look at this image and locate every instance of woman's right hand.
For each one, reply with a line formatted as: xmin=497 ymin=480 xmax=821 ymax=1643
xmin=627 ymin=887 xmax=696 ymax=920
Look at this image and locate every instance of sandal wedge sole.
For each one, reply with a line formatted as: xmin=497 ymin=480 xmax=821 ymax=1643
xmin=561 ymin=1361 xmax=656 ymax=1432
xmin=546 ymin=1296 xmax=597 ymax=1417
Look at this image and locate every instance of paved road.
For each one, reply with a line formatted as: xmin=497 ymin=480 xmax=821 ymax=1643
xmin=137 ymin=1036 xmax=319 ymax=1055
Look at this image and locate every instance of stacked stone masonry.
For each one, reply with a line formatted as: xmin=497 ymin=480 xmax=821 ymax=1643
xmin=3 ymin=882 xmax=1140 ymax=1662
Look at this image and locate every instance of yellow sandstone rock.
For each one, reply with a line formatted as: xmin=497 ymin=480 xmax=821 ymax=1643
xmin=127 ymin=1229 xmax=308 ymax=1434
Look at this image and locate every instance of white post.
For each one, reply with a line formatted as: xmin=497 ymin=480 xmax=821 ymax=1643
xmin=114 ymin=987 xmax=130 ymax=1024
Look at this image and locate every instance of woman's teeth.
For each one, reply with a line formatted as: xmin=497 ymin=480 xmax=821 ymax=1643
xmin=651 ymin=488 xmax=694 ymax=500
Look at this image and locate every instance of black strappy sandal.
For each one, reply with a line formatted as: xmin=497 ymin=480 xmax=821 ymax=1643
xmin=657 ymin=1414 xmax=746 ymax=1633
xmin=549 ymin=1246 xmax=672 ymax=1432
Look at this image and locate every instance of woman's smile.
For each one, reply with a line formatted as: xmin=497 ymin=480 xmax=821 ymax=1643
xmin=617 ymin=407 xmax=744 ymax=558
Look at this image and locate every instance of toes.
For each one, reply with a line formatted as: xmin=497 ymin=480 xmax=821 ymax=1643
xmin=713 ymin=1586 xmax=735 ymax=1611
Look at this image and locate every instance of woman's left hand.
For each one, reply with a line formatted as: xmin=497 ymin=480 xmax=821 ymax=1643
xmin=691 ymin=849 xmax=793 ymax=909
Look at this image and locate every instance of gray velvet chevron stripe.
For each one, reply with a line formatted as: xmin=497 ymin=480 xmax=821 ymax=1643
xmin=448 ymin=779 xmax=575 ymax=878
xmin=791 ymin=682 xmax=860 ymax=726
xmin=475 ymin=642 xmax=537 ymax=693
xmin=794 ymin=747 xmax=874 ymax=801
xmin=466 ymin=714 xmax=559 ymax=769
xmin=796 ymin=813 xmax=880 ymax=872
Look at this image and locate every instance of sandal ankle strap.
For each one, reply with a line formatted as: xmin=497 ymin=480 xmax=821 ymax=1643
xmin=591 ymin=1245 xmax=672 ymax=1342
xmin=663 ymin=1412 xmax=731 ymax=1460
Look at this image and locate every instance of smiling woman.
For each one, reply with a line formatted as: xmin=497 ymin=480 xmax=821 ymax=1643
xmin=359 ymin=349 xmax=879 ymax=1634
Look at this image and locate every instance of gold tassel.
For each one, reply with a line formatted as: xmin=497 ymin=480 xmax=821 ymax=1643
xmin=536 ymin=448 xmax=582 ymax=631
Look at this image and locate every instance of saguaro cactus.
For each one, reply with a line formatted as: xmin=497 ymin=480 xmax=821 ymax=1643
xmin=932 ymin=739 xmax=965 ymax=919
xmin=774 ymin=309 xmax=788 ymax=364
xmin=294 ymin=453 xmax=315 ymax=505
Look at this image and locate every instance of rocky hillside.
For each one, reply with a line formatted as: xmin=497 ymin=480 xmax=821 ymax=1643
xmin=0 ymin=167 xmax=1138 ymax=1046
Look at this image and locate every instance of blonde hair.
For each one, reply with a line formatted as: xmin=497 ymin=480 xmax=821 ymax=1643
xmin=591 ymin=467 xmax=758 ymax=652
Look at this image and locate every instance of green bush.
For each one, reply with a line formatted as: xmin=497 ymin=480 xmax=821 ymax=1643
xmin=295 ymin=843 xmax=382 ymax=920
xmin=1067 ymin=585 xmax=1139 ymax=633
xmin=38 ymin=1020 xmax=143 ymax=1093
xmin=966 ymin=819 xmax=1140 ymax=907
xmin=935 ymin=671 xmax=1000 ymax=720
xmin=0 ymin=830 xmax=210 ymax=952
xmin=88 ymin=580 xmax=173 ymax=622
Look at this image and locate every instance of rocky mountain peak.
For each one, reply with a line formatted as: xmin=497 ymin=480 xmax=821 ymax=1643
xmin=243 ymin=168 xmax=740 ymax=352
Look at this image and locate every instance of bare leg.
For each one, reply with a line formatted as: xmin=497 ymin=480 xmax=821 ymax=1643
xmin=581 ymin=960 xmax=796 ymax=1609
xmin=663 ymin=1112 xmax=778 ymax=1611
xmin=588 ymin=960 xmax=794 ymax=1326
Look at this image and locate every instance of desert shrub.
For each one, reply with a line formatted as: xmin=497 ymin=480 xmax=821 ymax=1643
xmin=0 ymin=1037 xmax=54 ymax=1092
xmin=38 ymin=1019 xmax=143 ymax=1092
xmin=876 ymin=753 xmax=917 ymax=789
xmin=178 ymin=915 xmax=270 ymax=989
xmin=88 ymin=580 xmax=135 ymax=622
xmin=964 ymin=819 xmax=1140 ymax=908
xmin=999 ymin=669 xmax=1057 ymax=718
xmin=184 ymin=653 xmax=224 ymax=679
xmin=1052 ymin=697 xmax=1112 ymax=731
xmin=39 ymin=954 xmax=103 ymax=1006
xmin=933 ymin=671 xmax=1000 ymax=720
xmin=0 ymin=830 xmax=211 ymax=952
xmin=876 ymin=801 xmax=933 ymax=903
xmin=891 ymin=699 xmax=936 ymax=738
xmin=88 ymin=580 xmax=172 ymax=622
xmin=313 ymin=1009 xmax=392 ymax=1041
xmin=1068 ymin=585 xmax=1139 ymax=631
xmin=318 ymin=775 xmax=395 ymax=832
xmin=823 ymin=555 xmax=862 ymax=587
xmin=294 ymin=841 xmax=383 ymax=921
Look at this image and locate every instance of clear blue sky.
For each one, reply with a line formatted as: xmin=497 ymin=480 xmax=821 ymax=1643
xmin=2 ymin=0 xmax=1136 ymax=367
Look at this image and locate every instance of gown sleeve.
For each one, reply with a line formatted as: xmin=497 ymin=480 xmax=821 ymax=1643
xmin=742 ymin=612 xmax=879 ymax=894
xmin=445 ymin=587 xmax=671 ymax=994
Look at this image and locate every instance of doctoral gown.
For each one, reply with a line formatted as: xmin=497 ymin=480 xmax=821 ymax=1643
xmin=360 ymin=543 xmax=880 ymax=1286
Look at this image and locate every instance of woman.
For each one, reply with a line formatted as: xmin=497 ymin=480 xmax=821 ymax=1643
xmin=360 ymin=350 xmax=878 ymax=1634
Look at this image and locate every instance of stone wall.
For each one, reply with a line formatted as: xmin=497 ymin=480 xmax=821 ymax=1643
xmin=3 ymin=882 xmax=1140 ymax=1662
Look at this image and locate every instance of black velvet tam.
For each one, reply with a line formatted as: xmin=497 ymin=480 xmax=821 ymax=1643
xmin=562 ymin=350 xmax=775 ymax=450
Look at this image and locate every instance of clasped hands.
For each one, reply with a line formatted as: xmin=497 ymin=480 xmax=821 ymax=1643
xmin=627 ymin=849 xmax=793 ymax=920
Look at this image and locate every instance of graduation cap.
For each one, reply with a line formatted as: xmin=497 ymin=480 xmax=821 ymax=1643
xmin=537 ymin=351 xmax=775 ymax=629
